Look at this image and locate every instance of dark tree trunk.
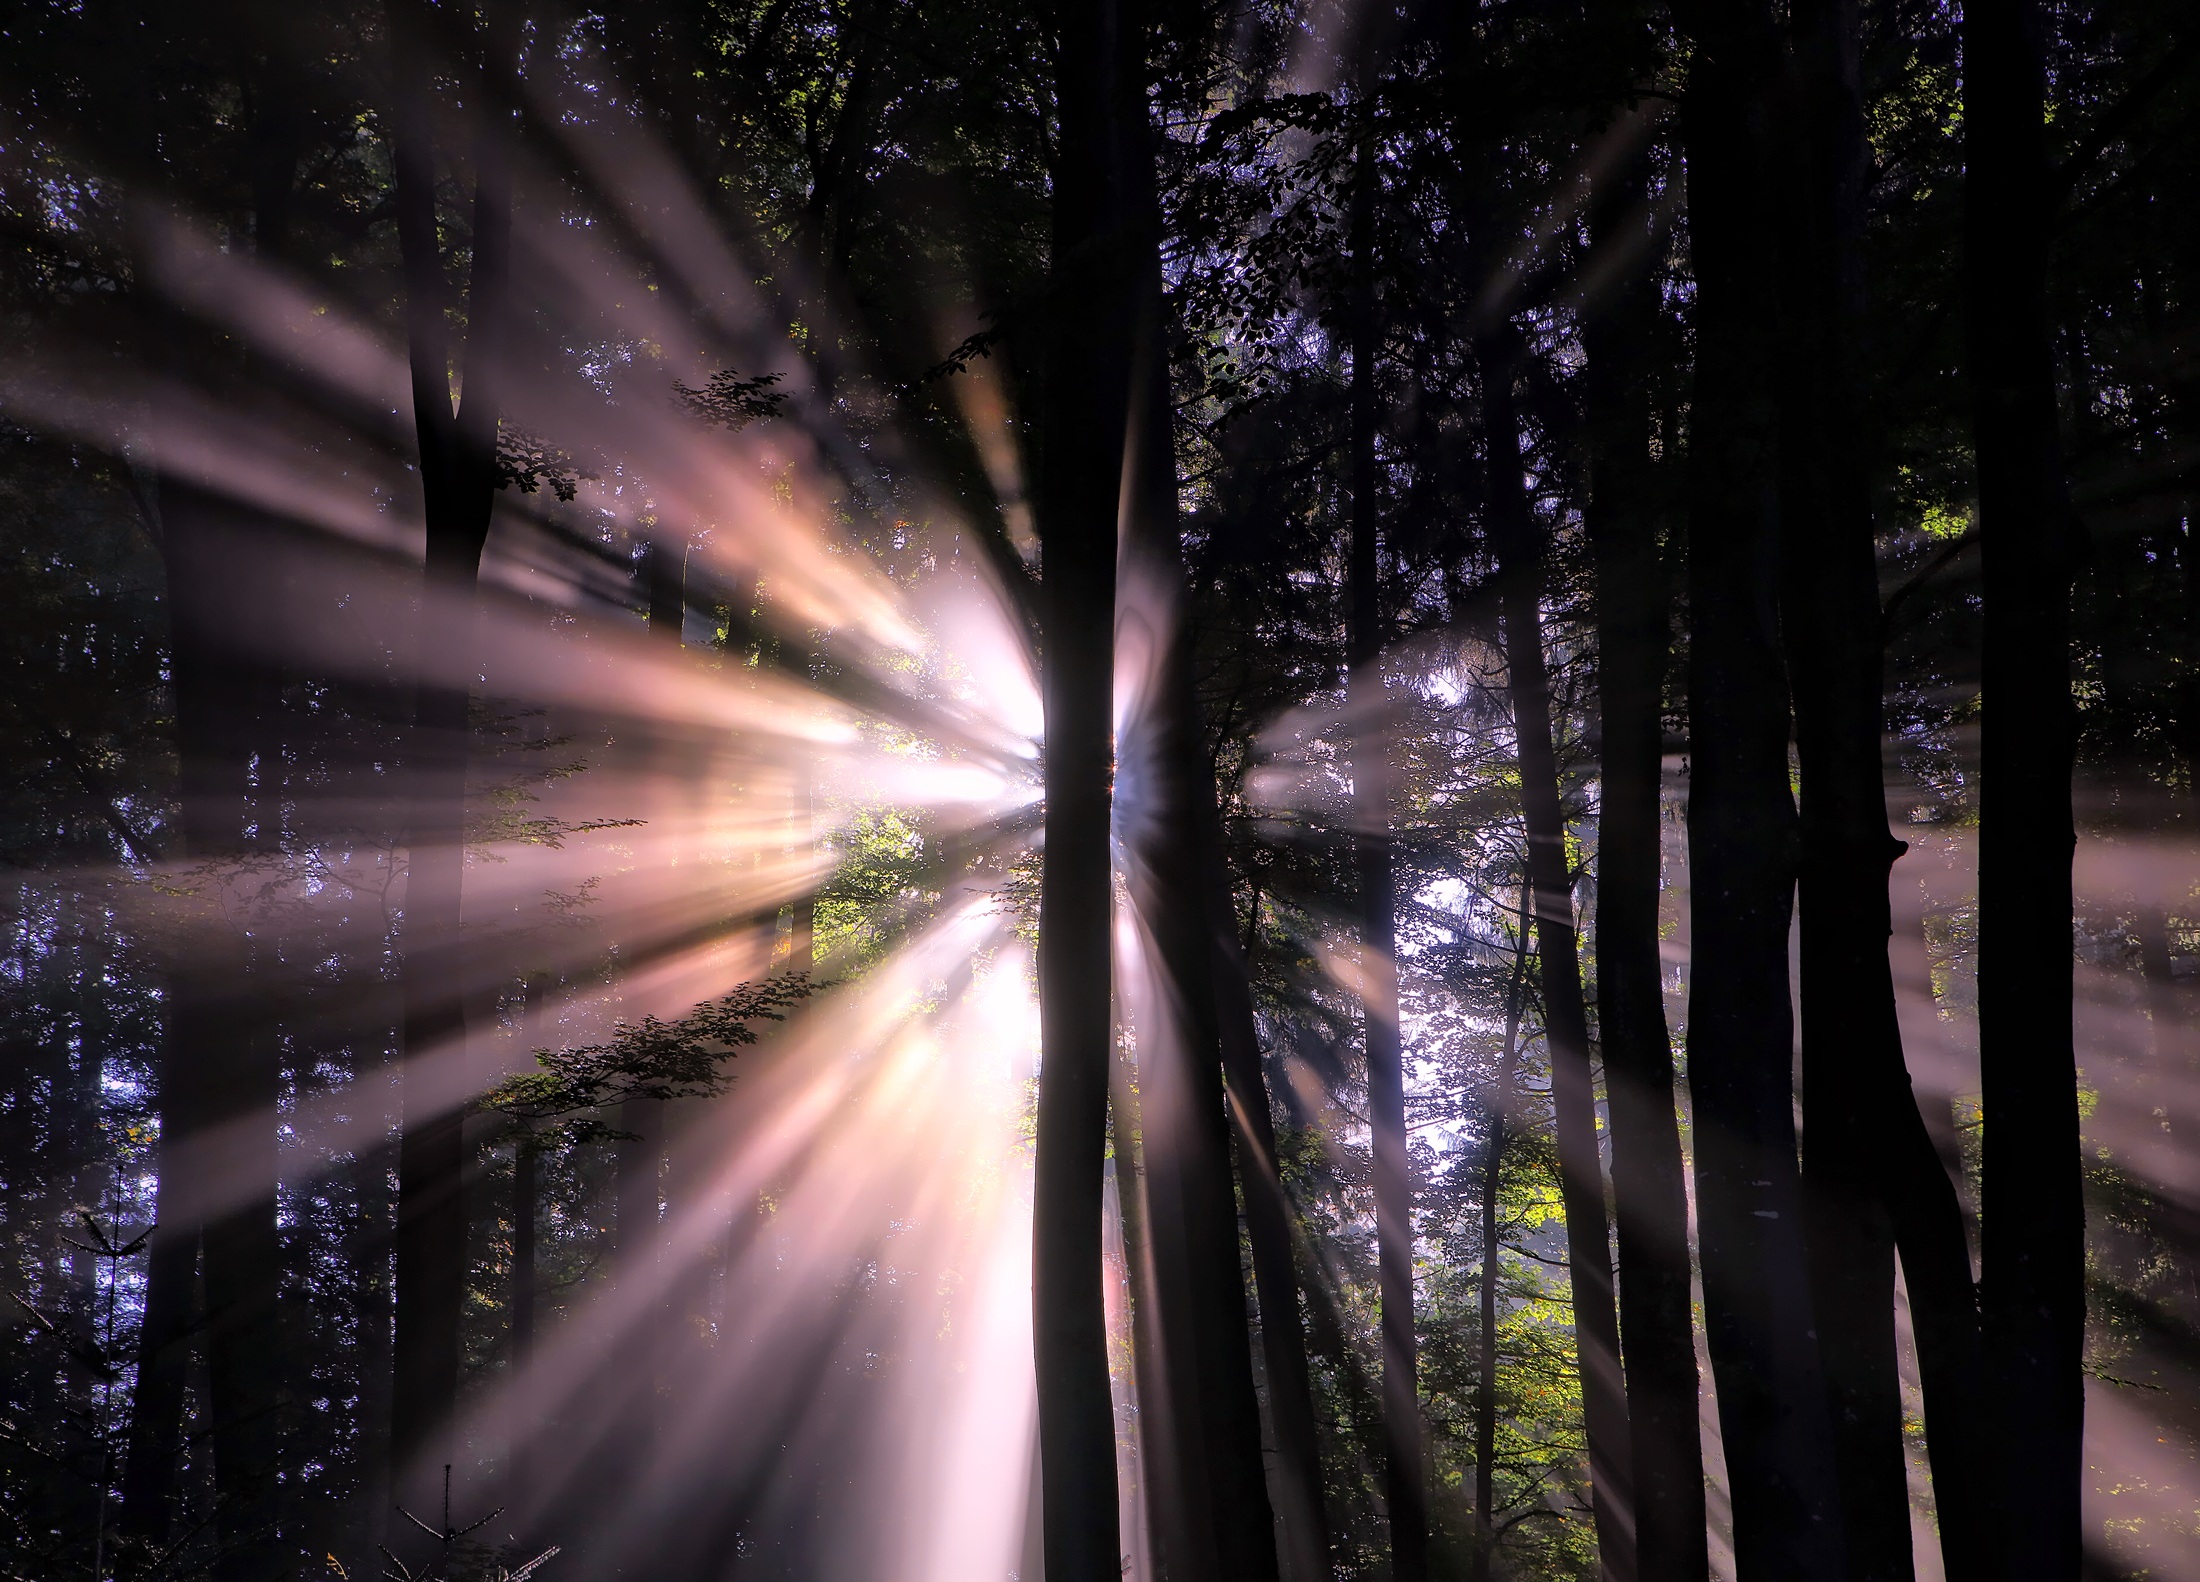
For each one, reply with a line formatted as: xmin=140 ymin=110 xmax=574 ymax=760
xmin=117 ymin=1201 xmax=193 ymax=1565
xmin=119 ymin=721 xmax=223 ymax=1569
xmin=386 ymin=0 xmax=514 ymax=1493
xmin=1108 ymin=48 xmax=1281 ymax=1572
xmin=119 ymin=481 xmax=287 ymax=1580
xmin=1473 ymin=915 xmax=1529 ymax=1582
xmin=1108 ymin=1062 xmax=1165 ymax=1576
xmin=1348 ymin=103 xmax=1426 ymax=1582
xmin=1583 ymin=137 xmax=1708 ymax=1582
xmin=1030 ymin=0 xmax=1136 ymax=1571
xmin=197 ymin=95 xmax=299 ymax=1577
xmin=1775 ymin=3 xmax=1988 ymax=1577
xmin=1480 ymin=329 xmax=1635 ymax=1582
xmin=1963 ymin=0 xmax=2084 ymax=1571
xmin=1672 ymin=0 xmax=1849 ymax=1573
xmin=509 ymin=1135 xmax=537 ymax=1363
xmin=1119 ymin=424 xmax=1282 ymax=1582
xmin=1205 ymin=814 xmax=1333 ymax=1582
xmin=200 ymin=1017 xmax=284 ymax=1582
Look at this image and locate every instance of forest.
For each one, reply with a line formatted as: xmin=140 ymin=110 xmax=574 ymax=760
xmin=0 ymin=0 xmax=2195 ymax=1578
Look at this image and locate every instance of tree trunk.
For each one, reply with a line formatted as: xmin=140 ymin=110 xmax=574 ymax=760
xmin=1031 ymin=0 xmax=1136 ymax=1571
xmin=1110 ymin=62 xmax=1281 ymax=1574
xmin=119 ymin=479 xmax=287 ymax=1581
xmin=1474 ymin=912 xmax=1530 ymax=1582
xmin=1583 ymin=137 xmax=1708 ymax=1582
xmin=117 ymin=1201 xmax=193 ymax=1566
xmin=1118 ymin=528 xmax=1281 ymax=1582
xmin=1963 ymin=0 xmax=2084 ymax=1570
xmin=1349 ymin=100 xmax=1426 ymax=1582
xmin=1205 ymin=811 xmax=1333 ymax=1582
xmin=1481 ymin=329 xmax=1635 ymax=1582
xmin=386 ymin=0 xmax=514 ymax=1494
xmin=1111 ymin=1054 xmax=1175 ymax=1581
xmin=1775 ymin=2 xmax=1988 ymax=1576
xmin=1672 ymin=0 xmax=1849 ymax=1573
xmin=612 ymin=536 xmax=686 ymax=1476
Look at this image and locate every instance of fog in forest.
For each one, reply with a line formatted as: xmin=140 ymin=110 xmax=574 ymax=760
xmin=2 ymin=0 xmax=2195 ymax=1580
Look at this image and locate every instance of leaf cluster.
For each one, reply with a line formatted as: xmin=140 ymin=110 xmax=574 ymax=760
xmin=479 ymin=974 xmax=817 ymax=1148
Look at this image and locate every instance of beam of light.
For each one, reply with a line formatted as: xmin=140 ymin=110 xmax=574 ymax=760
xmin=444 ymin=903 xmax=1043 ymax=1577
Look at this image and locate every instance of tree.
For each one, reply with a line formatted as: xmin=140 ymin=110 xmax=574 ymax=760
xmin=1773 ymin=0 xmax=1987 ymax=1573
xmin=1582 ymin=110 xmax=1709 ymax=1582
xmin=1481 ymin=324 xmax=1633 ymax=1582
xmin=385 ymin=0 xmax=516 ymax=1497
xmin=1964 ymin=0 xmax=2085 ymax=1572
xmin=1030 ymin=0 xmax=1138 ymax=1572
xmin=1672 ymin=0 xmax=1848 ymax=1570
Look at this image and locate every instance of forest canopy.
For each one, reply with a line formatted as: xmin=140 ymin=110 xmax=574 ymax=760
xmin=1 ymin=0 xmax=2196 ymax=1580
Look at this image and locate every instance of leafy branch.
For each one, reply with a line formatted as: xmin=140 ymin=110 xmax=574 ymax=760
xmin=480 ymin=974 xmax=817 ymax=1149
xmin=674 ymin=368 xmax=787 ymax=430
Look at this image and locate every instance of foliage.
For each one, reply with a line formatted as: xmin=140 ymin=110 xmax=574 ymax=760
xmin=480 ymin=975 xmax=817 ymax=1149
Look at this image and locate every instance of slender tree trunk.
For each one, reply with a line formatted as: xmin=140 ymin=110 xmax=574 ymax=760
xmin=198 ymin=94 xmax=301 ymax=1579
xmin=1963 ymin=0 xmax=2084 ymax=1571
xmin=1583 ymin=137 xmax=1708 ymax=1582
xmin=1348 ymin=100 xmax=1426 ymax=1582
xmin=1474 ymin=914 xmax=1529 ymax=1582
xmin=501 ymin=1130 xmax=536 ymax=1535
xmin=206 ymin=626 xmax=285 ymax=1582
xmin=1111 ymin=1054 xmax=1176 ymax=1580
xmin=117 ymin=1203 xmax=193 ymax=1566
xmin=1481 ymin=328 xmax=1636 ymax=1582
xmin=1205 ymin=812 xmax=1332 ymax=1582
xmin=510 ymin=1140 xmax=537 ymax=1368
xmin=1031 ymin=0 xmax=1136 ymax=1571
xmin=123 ymin=481 xmax=286 ymax=1580
xmin=1775 ymin=3 xmax=1988 ymax=1577
xmin=1672 ymin=0 xmax=1848 ymax=1573
xmin=386 ymin=0 xmax=514 ymax=1493
xmin=201 ymin=952 xmax=284 ymax=1582
xmin=612 ymin=536 xmax=686 ymax=1479
xmin=1111 ymin=80 xmax=1281 ymax=1576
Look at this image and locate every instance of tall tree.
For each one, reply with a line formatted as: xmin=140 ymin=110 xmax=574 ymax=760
xmin=1030 ymin=0 xmax=1136 ymax=1571
xmin=1347 ymin=88 xmax=1426 ymax=1582
xmin=385 ymin=0 xmax=514 ymax=1493
xmin=1963 ymin=0 xmax=2084 ymax=1571
xmin=1480 ymin=325 xmax=1635 ymax=1582
xmin=122 ymin=54 xmax=305 ymax=1567
xmin=1117 ymin=120 xmax=1282 ymax=1582
xmin=1774 ymin=0 xmax=1987 ymax=1575
xmin=1206 ymin=812 xmax=1333 ymax=1582
xmin=1473 ymin=902 xmax=1530 ymax=1582
xmin=1672 ymin=0 xmax=1848 ymax=1572
xmin=121 ymin=485 xmax=285 ymax=1581
xmin=1583 ymin=122 xmax=1709 ymax=1582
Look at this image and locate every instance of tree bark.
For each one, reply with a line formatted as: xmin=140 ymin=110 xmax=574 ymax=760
xmin=1963 ymin=0 xmax=2084 ymax=1572
xmin=1775 ymin=3 xmax=1988 ymax=1577
xmin=386 ymin=0 xmax=514 ymax=1492
xmin=1108 ymin=47 xmax=1282 ymax=1572
xmin=117 ymin=501 xmax=246 ymax=1553
xmin=1583 ymin=138 xmax=1708 ymax=1582
xmin=1031 ymin=0 xmax=1136 ymax=1572
xmin=1474 ymin=912 xmax=1530 ymax=1582
xmin=121 ymin=480 xmax=286 ymax=1581
xmin=117 ymin=1199 xmax=193 ymax=1565
xmin=1205 ymin=812 xmax=1333 ymax=1582
xmin=1119 ymin=449 xmax=1282 ymax=1582
xmin=1672 ymin=0 xmax=1849 ymax=1573
xmin=1481 ymin=329 xmax=1635 ymax=1582
xmin=1348 ymin=98 xmax=1426 ymax=1582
